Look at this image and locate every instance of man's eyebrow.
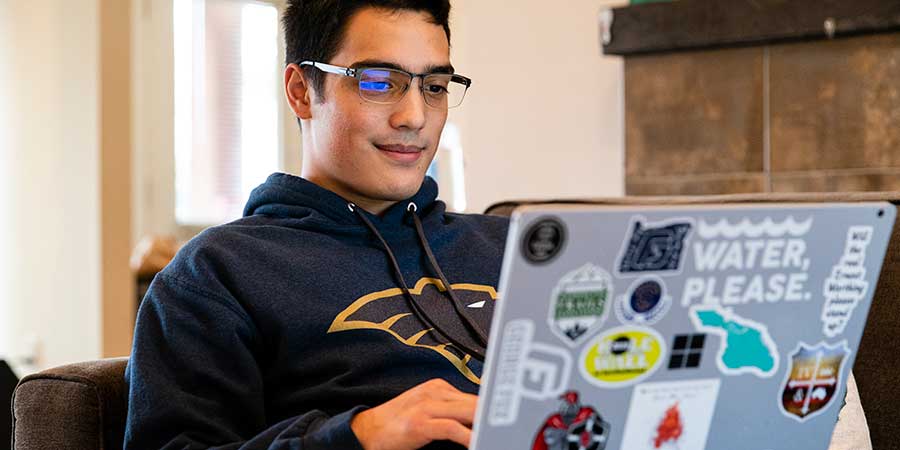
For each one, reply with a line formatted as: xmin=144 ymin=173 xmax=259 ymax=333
xmin=425 ymin=64 xmax=455 ymax=74
xmin=350 ymin=59 xmax=455 ymax=74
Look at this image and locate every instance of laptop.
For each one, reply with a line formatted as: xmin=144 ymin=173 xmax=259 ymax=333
xmin=471 ymin=202 xmax=895 ymax=450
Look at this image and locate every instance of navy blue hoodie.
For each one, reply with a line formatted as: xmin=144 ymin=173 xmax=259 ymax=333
xmin=124 ymin=173 xmax=509 ymax=449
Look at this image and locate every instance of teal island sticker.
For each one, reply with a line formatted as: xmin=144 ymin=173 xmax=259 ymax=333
xmin=689 ymin=305 xmax=779 ymax=378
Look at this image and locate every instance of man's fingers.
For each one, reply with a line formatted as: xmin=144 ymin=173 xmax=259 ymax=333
xmin=353 ymin=379 xmax=478 ymax=450
xmin=416 ymin=378 xmax=465 ymax=399
xmin=410 ymin=379 xmax=476 ymax=405
xmin=419 ymin=378 xmax=457 ymax=390
xmin=424 ymin=418 xmax=472 ymax=447
xmin=419 ymin=397 xmax=477 ymax=425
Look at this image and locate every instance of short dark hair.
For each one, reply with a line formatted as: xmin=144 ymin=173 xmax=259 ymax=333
xmin=283 ymin=0 xmax=452 ymax=95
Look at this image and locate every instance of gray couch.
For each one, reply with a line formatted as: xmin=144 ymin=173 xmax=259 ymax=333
xmin=11 ymin=192 xmax=900 ymax=449
xmin=12 ymin=358 xmax=127 ymax=449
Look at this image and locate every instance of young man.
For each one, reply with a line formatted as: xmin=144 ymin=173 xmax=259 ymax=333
xmin=124 ymin=1 xmax=508 ymax=449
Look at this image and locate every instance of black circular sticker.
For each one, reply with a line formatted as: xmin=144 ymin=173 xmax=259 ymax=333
xmin=610 ymin=336 xmax=631 ymax=355
xmin=522 ymin=217 xmax=566 ymax=264
xmin=630 ymin=280 xmax=662 ymax=314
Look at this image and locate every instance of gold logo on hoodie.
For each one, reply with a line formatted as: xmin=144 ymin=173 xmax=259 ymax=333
xmin=328 ymin=277 xmax=497 ymax=384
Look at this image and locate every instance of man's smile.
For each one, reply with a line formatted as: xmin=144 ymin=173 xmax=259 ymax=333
xmin=374 ymin=143 xmax=427 ymax=163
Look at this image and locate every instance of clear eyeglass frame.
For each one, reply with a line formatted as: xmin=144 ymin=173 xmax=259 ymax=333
xmin=299 ymin=61 xmax=472 ymax=109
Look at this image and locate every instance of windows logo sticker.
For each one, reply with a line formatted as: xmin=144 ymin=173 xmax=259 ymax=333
xmin=668 ymin=334 xmax=706 ymax=370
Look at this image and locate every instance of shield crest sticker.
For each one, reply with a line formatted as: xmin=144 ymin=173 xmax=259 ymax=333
xmin=548 ymin=264 xmax=612 ymax=346
xmin=779 ymin=341 xmax=850 ymax=422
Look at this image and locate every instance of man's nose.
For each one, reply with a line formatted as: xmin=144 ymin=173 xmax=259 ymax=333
xmin=389 ymin=78 xmax=427 ymax=131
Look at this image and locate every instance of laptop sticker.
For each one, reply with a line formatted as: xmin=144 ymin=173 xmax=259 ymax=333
xmin=689 ymin=305 xmax=779 ymax=378
xmin=531 ymin=391 xmax=611 ymax=450
xmin=614 ymin=276 xmax=672 ymax=326
xmin=682 ymin=216 xmax=815 ymax=308
xmin=619 ymin=378 xmax=721 ymax=450
xmin=522 ymin=217 xmax=567 ymax=265
xmin=779 ymin=341 xmax=850 ymax=422
xmin=579 ymin=326 xmax=666 ymax=388
xmin=821 ymin=226 xmax=874 ymax=338
xmin=667 ymin=333 xmax=706 ymax=370
xmin=615 ymin=217 xmax=693 ymax=275
xmin=696 ymin=216 xmax=813 ymax=240
xmin=487 ymin=319 xmax=574 ymax=427
xmin=548 ymin=263 xmax=613 ymax=347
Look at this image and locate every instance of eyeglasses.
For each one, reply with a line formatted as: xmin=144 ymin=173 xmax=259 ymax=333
xmin=299 ymin=61 xmax=471 ymax=109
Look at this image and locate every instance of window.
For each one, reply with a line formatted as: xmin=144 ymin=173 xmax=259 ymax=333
xmin=174 ymin=0 xmax=281 ymax=225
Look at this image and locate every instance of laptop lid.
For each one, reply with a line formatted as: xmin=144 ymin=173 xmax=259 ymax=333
xmin=472 ymin=202 xmax=895 ymax=450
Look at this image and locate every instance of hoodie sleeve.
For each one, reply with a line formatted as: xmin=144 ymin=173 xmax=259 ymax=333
xmin=124 ymin=273 xmax=367 ymax=450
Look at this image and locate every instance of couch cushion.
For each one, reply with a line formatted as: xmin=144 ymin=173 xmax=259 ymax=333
xmin=12 ymin=357 xmax=128 ymax=450
xmin=829 ymin=372 xmax=872 ymax=449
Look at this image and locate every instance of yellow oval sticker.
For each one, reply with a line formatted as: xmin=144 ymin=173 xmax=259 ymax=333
xmin=580 ymin=326 xmax=666 ymax=387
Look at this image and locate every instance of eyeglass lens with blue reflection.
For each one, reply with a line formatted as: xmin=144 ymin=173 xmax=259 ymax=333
xmin=299 ymin=61 xmax=471 ymax=109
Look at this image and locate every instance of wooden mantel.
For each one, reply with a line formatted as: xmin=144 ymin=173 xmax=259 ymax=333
xmin=603 ymin=0 xmax=900 ymax=56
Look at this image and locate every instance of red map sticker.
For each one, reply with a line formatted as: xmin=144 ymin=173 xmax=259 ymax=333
xmin=620 ymin=379 xmax=720 ymax=450
xmin=653 ymin=403 xmax=683 ymax=448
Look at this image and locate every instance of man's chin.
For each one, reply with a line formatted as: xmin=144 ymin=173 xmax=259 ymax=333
xmin=377 ymin=172 xmax=429 ymax=198
xmin=379 ymin=181 xmax=424 ymax=202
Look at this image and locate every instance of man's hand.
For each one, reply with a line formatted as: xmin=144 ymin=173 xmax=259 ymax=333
xmin=350 ymin=378 xmax=477 ymax=450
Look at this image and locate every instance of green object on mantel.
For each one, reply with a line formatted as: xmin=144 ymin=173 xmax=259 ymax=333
xmin=631 ymin=0 xmax=676 ymax=4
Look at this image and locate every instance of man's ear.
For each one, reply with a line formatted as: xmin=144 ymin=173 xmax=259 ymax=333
xmin=284 ymin=63 xmax=314 ymax=120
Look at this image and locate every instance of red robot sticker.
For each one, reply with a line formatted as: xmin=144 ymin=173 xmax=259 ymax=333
xmin=532 ymin=391 xmax=611 ymax=450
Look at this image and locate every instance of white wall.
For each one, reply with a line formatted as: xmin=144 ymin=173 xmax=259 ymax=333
xmin=132 ymin=0 xmax=177 ymax=243
xmin=449 ymin=0 xmax=625 ymax=213
xmin=0 ymin=2 xmax=12 ymax=358
xmin=0 ymin=0 xmax=102 ymax=370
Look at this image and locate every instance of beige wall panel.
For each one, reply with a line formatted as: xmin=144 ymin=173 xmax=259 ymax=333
xmin=451 ymin=0 xmax=625 ymax=212
xmin=101 ymin=0 xmax=135 ymax=357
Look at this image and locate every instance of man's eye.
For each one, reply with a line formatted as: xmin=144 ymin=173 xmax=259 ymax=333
xmin=360 ymin=80 xmax=395 ymax=92
xmin=424 ymin=84 xmax=448 ymax=95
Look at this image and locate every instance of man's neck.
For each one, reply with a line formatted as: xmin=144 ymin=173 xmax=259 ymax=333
xmin=302 ymin=174 xmax=396 ymax=216
xmin=344 ymin=196 xmax=395 ymax=216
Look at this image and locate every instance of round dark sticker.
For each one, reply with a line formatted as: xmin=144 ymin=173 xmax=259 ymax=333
xmin=615 ymin=276 xmax=672 ymax=325
xmin=522 ymin=217 xmax=566 ymax=264
xmin=630 ymin=280 xmax=662 ymax=313
xmin=610 ymin=335 xmax=631 ymax=355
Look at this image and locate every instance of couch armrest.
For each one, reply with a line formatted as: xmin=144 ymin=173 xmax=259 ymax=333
xmin=12 ymin=357 xmax=128 ymax=450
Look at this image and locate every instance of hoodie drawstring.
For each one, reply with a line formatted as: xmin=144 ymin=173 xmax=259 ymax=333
xmin=350 ymin=202 xmax=488 ymax=361
xmin=409 ymin=208 xmax=490 ymax=348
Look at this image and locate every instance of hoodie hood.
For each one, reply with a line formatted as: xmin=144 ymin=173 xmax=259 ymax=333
xmin=243 ymin=172 xmax=443 ymax=231
xmin=241 ymin=172 xmax=490 ymax=360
